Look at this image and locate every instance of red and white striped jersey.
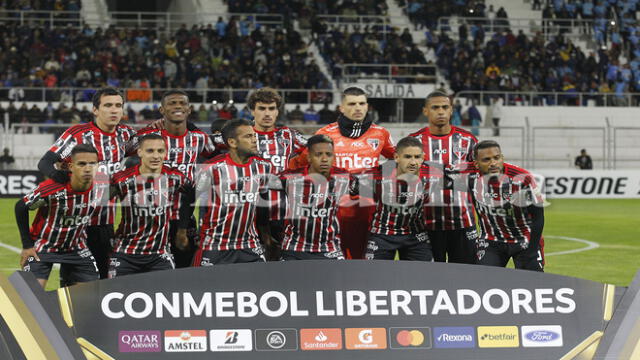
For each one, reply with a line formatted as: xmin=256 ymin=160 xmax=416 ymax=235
xmin=353 ymin=162 xmax=444 ymax=235
xmin=275 ymin=166 xmax=351 ymax=252
xmin=48 ymin=121 xmax=136 ymax=225
xmin=23 ymin=179 xmax=107 ymax=253
xmin=196 ymin=154 xmax=276 ymax=251
xmin=134 ymin=127 xmax=216 ymax=180
xmin=459 ymin=162 xmax=544 ymax=244
xmin=255 ymin=127 xmax=307 ymax=172
xmin=409 ymin=126 xmax=478 ymax=230
xmin=112 ymin=165 xmax=189 ymax=255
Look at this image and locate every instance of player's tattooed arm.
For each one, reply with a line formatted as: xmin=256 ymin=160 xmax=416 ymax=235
xmin=38 ymin=151 xmax=69 ymax=183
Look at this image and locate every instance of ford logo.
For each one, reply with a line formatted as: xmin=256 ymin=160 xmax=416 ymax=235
xmin=525 ymin=330 xmax=560 ymax=342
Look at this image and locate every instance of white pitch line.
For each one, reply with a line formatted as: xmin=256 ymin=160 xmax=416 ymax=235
xmin=545 ymin=235 xmax=600 ymax=256
xmin=0 ymin=241 xmax=21 ymax=254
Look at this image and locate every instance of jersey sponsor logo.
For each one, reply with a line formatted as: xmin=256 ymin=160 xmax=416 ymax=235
xmin=97 ymin=161 xmax=123 ymax=175
xmin=132 ymin=205 xmax=167 ymax=217
xmin=262 ymin=153 xmax=286 ymax=169
xmin=59 ymin=214 xmax=91 ymax=227
xmin=164 ymin=330 xmax=207 ymax=352
xmin=210 ymin=329 xmax=252 ymax=351
xmin=294 ymin=205 xmax=331 ymax=218
xmin=433 ymin=149 xmax=447 ymax=155
xmin=367 ymin=138 xmax=380 ymax=150
xmin=350 ymin=142 xmax=365 ymax=148
xmin=222 ymin=190 xmax=259 ymax=204
xmin=521 ymin=326 xmax=563 ymax=347
xmin=119 ymin=330 xmax=161 ymax=352
xmin=335 ymin=154 xmax=378 ymax=169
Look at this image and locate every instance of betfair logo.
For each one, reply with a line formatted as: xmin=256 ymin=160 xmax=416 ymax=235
xmin=477 ymin=326 xmax=519 ymax=348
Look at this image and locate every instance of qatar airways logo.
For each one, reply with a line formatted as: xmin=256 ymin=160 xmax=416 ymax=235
xmin=335 ymin=154 xmax=378 ymax=169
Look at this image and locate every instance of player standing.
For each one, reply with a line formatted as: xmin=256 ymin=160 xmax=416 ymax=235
xmin=37 ymin=88 xmax=136 ymax=279
xmin=109 ymin=134 xmax=191 ymax=277
xmin=275 ymin=135 xmax=350 ymax=260
xmin=455 ymin=140 xmax=545 ymax=271
xmin=16 ymin=145 xmax=104 ymax=288
xmin=190 ymin=119 xmax=275 ymax=265
xmin=134 ymin=90 xmax=217 ymax=267
xmin=409 ymin=91 xmax=478 ymax=264
xmin=289 ymin=86 xmax=395 ymax=259
xmin=357 ymin=137 xmax=440 ymax=261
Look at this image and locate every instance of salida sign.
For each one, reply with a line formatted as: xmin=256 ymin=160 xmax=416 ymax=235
xmin=60 ymin=261 xmax=608 ymax=360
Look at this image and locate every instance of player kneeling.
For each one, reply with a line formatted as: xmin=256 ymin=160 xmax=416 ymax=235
xmin=16 ymin=145 xmax=105 ymax=288
xmin=274 ymin=135 xmax=350 ymax=260
xmin=109 ymin=134 xmax=191 ymax=277
xmin=455 ymin=140 xmax=545 ymax=271
xmin=355 ymin=137 xmax=439 ymax=261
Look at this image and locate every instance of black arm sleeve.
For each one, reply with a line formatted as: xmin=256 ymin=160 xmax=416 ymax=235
xmin=38 ymin=151 xmax=69 ymax=183
xmin=186 ymin=122 xmax=201 ymax=131
xmin=15 ymin=200 xmax=34 ymax=249
xmin=528 ymin=205 xmax=544 ymax=248
xmin=178 ymin=186 xmax=196 ymax=229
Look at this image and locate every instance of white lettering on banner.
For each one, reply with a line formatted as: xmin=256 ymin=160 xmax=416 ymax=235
xmin=533 ymin=170 xmax=640 ymax=198
xmin=100 ymin=288 xmax=577 ymax=320
xmin=0 ymin=175 xmax=38 ymax=195
xmin=359 ymin=84 xmax=435 ymax=99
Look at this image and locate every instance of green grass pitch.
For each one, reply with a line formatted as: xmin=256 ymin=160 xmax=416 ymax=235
xmin=0 ymin=198 xmax=638 ymax=290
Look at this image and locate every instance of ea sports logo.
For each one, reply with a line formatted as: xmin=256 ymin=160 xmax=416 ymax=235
xmin=266 ymin=331 xmax=286 ymax=349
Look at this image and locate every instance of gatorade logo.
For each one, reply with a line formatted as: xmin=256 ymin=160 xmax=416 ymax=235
xmin=345 ymin=328 xmax=387 ymax=350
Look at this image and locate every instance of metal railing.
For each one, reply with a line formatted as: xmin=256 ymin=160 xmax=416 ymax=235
xmin=338 ymin=64 xmax=437 ymax=82
xmin=0 ymin=10 xmax=284 ymax=30
xmin=437 ymin=16 xmax=605 ymax=40
xmin=454 ymin=91 xmax=640 ymax=107
xmin=0 ymin=87 xmax=337 ymax=105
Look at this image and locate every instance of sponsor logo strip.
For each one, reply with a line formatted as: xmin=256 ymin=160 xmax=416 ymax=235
xmin=345 ymin=328 xmax=387 ymax=350
xmin=433 ymin=327 xmax=475 ymax=348
xmin=118 ymin=330 xmax=161 ymax=353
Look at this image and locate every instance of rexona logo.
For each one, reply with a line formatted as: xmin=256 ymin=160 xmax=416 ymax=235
xmin=300 ymin=328 xmax=342 ymax=351
xmin=433 ymin=327 xmax=475 ymax=348
xmin=118 ymin=330 xmax=161 ymax=352
xmin=345 ymin=328 xmax=387 ymax=350
xmin=255 ymin=329 xmax=298 ymax=351
xmin=210 ymin=329 xmax=252 ymax=352
xmin=521 ymin=326 xmax=563 ymax=347
xmin=164 ymin=330 xmax=207 ymax=352
xmin=477 ymin=326 xmax=520 ymax=348
xmin=389 ymin=327 xmax=432 ymax=349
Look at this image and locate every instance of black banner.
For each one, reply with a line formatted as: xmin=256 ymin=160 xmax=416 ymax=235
xmin=57 ymin=261 xmax=609 ymax=359
xmin=0 ymin=171 xmax=43 ymax=198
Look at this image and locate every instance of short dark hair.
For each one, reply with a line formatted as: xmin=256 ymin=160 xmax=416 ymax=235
xmin=341 ymin=86 xmax=366 ymax=100
xmin=306 ymin=134 xmax=333 ymax=153
xmin=161 ymin=90 xmax=190 ymax=105
xmin=221 ymin=119 xmax=252 ymax=145
xmin=92 ymin=87 xmax=124 ymax=108
xmin=474 ymin=140 xmax=501 ymax=157
xmin=71 ymin=144 xmax=98 ymax=158
xmin=247 ymin=88 xmax=282 ymax=110
xmin=395 ymin=136 xmax=423 ymax=153
xmin=210 ymin=119 xmax=227 ymax=134
xmin=424 ymin=90 xmax=450 ymax=105
xmin=139 ymin=134 xmax=165 ymax=148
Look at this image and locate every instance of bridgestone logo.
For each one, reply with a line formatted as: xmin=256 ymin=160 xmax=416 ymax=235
xmin=439 ymin=334 xmax=473 ymax=342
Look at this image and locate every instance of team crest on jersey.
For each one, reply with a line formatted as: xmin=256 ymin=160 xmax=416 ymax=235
xmin=367 ymin=139 xmax=380 ymax=150
xmin=452 ymin=138 xmax=470 ymax=159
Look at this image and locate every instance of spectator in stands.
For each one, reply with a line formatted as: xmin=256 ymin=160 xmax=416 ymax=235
xmin=575 ymin=149 xmax=593 ymax=169
xmin=489 ymin=97 xmax=502 ymax=136
xmin=466 ymin=100 xmax=482 ymax=136
xmin=318 ymin=103 xmax=336 ymax=124
xmin=287 ymin=105 xmax=305 ymax=124
xmin=452 ymin=99 xmax=463 ymax=126
xmin=303 ymin=104 xmax=320 ymax=124
xmin=0 ymin=148 xmax=15 ymax=170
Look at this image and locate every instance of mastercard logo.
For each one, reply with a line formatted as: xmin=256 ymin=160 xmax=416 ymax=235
xmin=396 ymin=330 xmax=425 ymax=346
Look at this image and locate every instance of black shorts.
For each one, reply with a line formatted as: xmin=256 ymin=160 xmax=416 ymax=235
xmin=23 ymin=248 xmax=99 ymax=287
xmin=280 ymin=249 xmax=345 ymax=261
xmin=108 ymin=252 xmax=175 ymax=278
xmin=429 ymin=227 xmax=478 ymax=264
xmin=86 ymin=224 xmax=114 ymax=279
xmin=366 ymin=233 xmax=433 ymax=261
xmin=199 ymin=247 xmax=266 ymax=266
xmin=477 ymin=239 xmax=544 ymax=272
